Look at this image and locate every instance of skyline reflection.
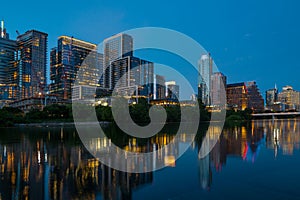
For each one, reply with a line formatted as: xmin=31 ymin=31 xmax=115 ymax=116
xmin=197 ymin=119 xmax=300 ymax=190
xmin=0 ymin=119 xmax=299 ymax=199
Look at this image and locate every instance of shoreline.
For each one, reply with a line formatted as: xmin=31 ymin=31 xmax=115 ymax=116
xmin=15 ymin=121 xmax=111 ymax=127
xmin=7 ymin=118 xmax=299 ymax=128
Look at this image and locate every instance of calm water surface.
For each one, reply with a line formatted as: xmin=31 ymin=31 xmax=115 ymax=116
xmin=0 ymin=119 xmax=300 ymax=200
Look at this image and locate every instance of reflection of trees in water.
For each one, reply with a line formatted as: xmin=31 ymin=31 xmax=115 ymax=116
xmin=1 ymin=120 xmax=299 ymax=198
xmin=104 ymin=122 xmax=179 ymax=152
xmin=0 ymin=125 xmax=157 ymax=200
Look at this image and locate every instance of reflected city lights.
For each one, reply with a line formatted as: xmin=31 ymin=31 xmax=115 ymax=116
xmin=0 ymin=120 xmax=299 ymax=198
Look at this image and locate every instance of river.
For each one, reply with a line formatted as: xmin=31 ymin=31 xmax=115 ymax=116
xmin=0 ymin=119 xmax=299 ymax=199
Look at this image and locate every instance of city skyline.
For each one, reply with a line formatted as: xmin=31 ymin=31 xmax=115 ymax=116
xmin=1 ymin=0 xmax=300 ymax=95
xmin=1 ymin=22 xmax=300 ymax=109
xmin=0 ymin=20 xmax=298 ymax=101
xmin=1 ymin=2 xmax=300 ymax=199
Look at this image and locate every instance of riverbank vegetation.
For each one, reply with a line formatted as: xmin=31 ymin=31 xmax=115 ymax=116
xmin=0 ymin=98 xmax=257 ymax=127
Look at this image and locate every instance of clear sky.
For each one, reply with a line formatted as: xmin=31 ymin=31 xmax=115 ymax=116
xmin=2 ymin=0 xmax=300 ymax=96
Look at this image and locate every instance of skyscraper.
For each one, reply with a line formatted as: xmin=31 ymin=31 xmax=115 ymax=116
xmin=198 ymin=53 xmax=213 ymax=105
xmin=103 ymin=33 xmax=133 ymax=89
xmin=50 ymin=36 xmax=101 ymax=100
xmin=17 ymin=30 xmax=48 ymax=99
xmin=0 ymin=20 xmax=18 ymax=101
xmin=110 ymin=56 xmax=154 ymax=99
xmin=211 ymin=72 xmax=227 ymax=107
xmin=266 ymin=85 xmax=278 ymax=107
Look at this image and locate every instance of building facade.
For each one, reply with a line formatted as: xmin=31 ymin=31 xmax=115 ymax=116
xmin=166 ymin=81 xmax=180 ymax=100
xmin=17 ymin=30 xmax=48 ymax=99
xmin=50 ymin=36 xmax=101 ymax=100
xmin=103 ymin=33 xmax=133 ymax=88
xmin=226 ymin=81 xmax=264 ymax=111
xmin=211 ymin=72 xmax=227 ymax=107
xmin=246 ymin=81 xmax=264 ymax=112
xmin=226 ymin=82 xmax=248 ymax=110
xmin=0 ymin=21 xmax=18 ymax=102
xmin=278 ymin=86 xmax=300 ymax=111
xmin=198 ymin=53 xmax=213 ymax=105
xmin=154 ymin=74 xmax=166 ymax=99
xmin=109 ymin=56 xmax=154 ymax=99
xmin=266 ymin=85 xmax=279 ymax=110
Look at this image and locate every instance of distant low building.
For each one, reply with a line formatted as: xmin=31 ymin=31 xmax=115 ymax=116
xmin=165 ymin=81 xmax=179 ymax=100
xmin=278 ymin=86 xmax=300 ymax=111
xmin=8 ymin=95 xmax=67 ymax=112
xmin=150 ymin=98 xmax=179 ymax=106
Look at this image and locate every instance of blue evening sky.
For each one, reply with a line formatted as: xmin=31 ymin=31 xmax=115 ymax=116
xmin=2 ymin=0 xmax=300 ymax=96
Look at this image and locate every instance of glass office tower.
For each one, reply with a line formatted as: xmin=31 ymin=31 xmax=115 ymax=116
xmin=198 ymin=53 xmax=213 ymax=105
xmin=17 ymin=30 xmax=48 ymax=99
xmin=103 ymin=33 xmax=133 ymax=89
xmin=50 ymin=36 xmax=102 ymax=100
xmin=110 ymin=56 xmax=154 ymax=99
xmin=0 ymin=20 xmax=18 ymax=101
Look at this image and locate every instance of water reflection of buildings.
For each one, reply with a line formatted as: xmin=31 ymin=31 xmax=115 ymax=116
xmin=263 ymin=119 xmax=300 ymax=157
xmin=0 ymin=128 xmax=159 ymax=200
xmin=86 ymin=130 xmax=193 ymax=171
xmin=196 ymin=120 xmax=300 ymax=190
xmin=0 ymin=127 xmax=193 ymax=200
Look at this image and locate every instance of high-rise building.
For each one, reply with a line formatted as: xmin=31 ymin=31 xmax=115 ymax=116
xmin=166 ymin=81 xmax=179 ymax=100
xmin=278 ymin=86 xmax=300 ymax=111
xmin=247 ymin=81 xmax=264 ymax=112
xmin=17 ymin=30 xmax=48 ymax=99
xmin=198 ymin=53 xmax=213 ymax=105
xmin=0 ymin=20 xmax=18 ymax=101
xmin=211 ymin=72 xmax=227 ymax=107
xmin=103 ymin=33 xmax=133 ymax=88
xmin=110 ymin=56 xmax=154 ymax=99
xmin=266 ymin=85 xmax=278 ymax=107
xmin=154 ymin=74 xmax=166 ymax=99
xmin=50 ymin=36 xmax=102 ymax=100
